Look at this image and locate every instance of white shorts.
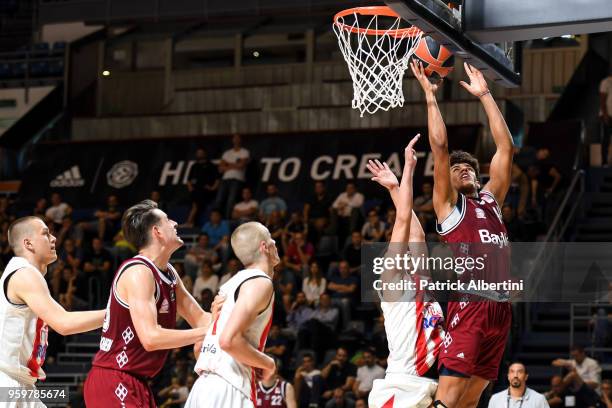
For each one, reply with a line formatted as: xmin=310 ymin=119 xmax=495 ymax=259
xmin=368 ymin=374 xmax=437 ymax=408
xmin=185 ymin=373 xmax=253 ymax=408
xmin=0 ymin=371 xmax=45 ymax=408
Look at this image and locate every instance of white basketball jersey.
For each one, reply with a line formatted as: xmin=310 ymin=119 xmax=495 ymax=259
xmin=194 ymin=269 xmax=274 ymax=402
xmin=380 ymin=285 xmax=444 ymax=376
xmin=0 ymin=257 xmax=48 ymax=385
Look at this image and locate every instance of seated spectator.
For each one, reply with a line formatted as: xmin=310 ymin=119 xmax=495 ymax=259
xmin=352 ymin=349 xmax=385 ymax=400
xmin=231 ymin=187 xmax=259 ymax=223
xmin=183 ymin=233 xmax=220 ymax=279
xmin=199 ymin=288 xmax=214 ymax=312
xmin=502 ymin=204 xmax=528 ymax=241
xmin=601 ymin=379 xmax=611 ymax=408
xmin=186 ymin=147 xmax=220 ymax=226
xmin=285 ymin=292 xmax=313 ymax=338
xmin=201 ymin=209 xmax=230 ymax=264
xmin=552 ymin=345 xmax=602 ymax=389
xmin=76 ymin=194 xmax=122 ymax=244
xmin=331 ymin=182 xmax=364 ymax=235
xmin=81 ymin=237 xmax=113 ymax=296
xmin=264 ymin=324 xmax=289 ymax=364
xmin=112 ymin=229 xmax=137 ymax=263
xmin=33 ymin=198 xmax=47 ymax=218
xmin=45 ymin=192 xmax=72 ymax=230
xmin=192 ymin=260 xmax=219 ymax=300
xmin=283 ymin=232 xmax=315 ymax=276
xmin=158 ymin=376 xmax=189 ymax=408
xmin=266 ymin=210 xmax=286 ymax=242
xmin=544 ymin=375 xmax=565 ymax=407
xmin=294 ymin=353 xmax=323 ymax=408
xmin=354 ymin=399 xmax=367 ymax=408
xmin=545 ymin=371 xmax=602 ymax=408
xmin=304 ymin=181 xmax=333 ymax=243
xmin=361 ymin=209 xmax=385 ymax=243
xmin=321 ymin=347 xmax=357 ymax=401
xmin=55 ymin=215 xmax=78 ymax=249
xmin=342 ymin=231 xmax=362 ymax=274
xmin=260 ymin=183 xmax=288 ymax=221
xmin=150 ymin=190 xmax=168 ymax=213
xmin=325 ymin=388 xmax=355 ymax=408
xmin=299 ymin=293 xmax=338 ymax=355
xmin=303 ymin=261 xmax=327 ymax=306
xmin=327 ymin=261 xmax=358 ymax=328
xmin=219 ymin=258 xmax=241 ymax=287
xmin=59 ymin=238 xmax=82 ymax=272
xmin=413 ymin=181 xmax=435 ymax=231
xmin=285 ymin=211 xmax=308 ymax=235
xmin=487 ymin=362 xmax=548 ymax=408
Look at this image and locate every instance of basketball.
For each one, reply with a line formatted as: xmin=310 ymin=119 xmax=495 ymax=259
xmin=412 ymin=36 xmax=455 ymax=82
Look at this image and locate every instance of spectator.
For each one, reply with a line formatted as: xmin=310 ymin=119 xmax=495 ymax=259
xmin=599 ymin=70 xmax=612 ymax=166
xmin=33 ymin=198 xmax=47 ymax=218
xmin=342 ymin=231 xmax=362 ymax=274
xmin=509 ymin=163 xmax=529 ymax=219
xmin=352 ymin=349 xmax=385 ymax=400
xmin=192 ymin=260 xmax=219 ymax=300
xmin=266 ymin=210 xmax=285 ymax=242
xmin=81 ymin=237 xmax=113 ymax=299
xmin=259 ymin=183 xmax=288 ymax=221
xmin=327 ymin=261 xmax=358 ymax=328
xmin=199 ymin=288 xmax=214 ymax=312
xmin=215 ymin=134 xmax=250 ymax=218
xmin=264 ymin=324 xmax=289 ymax=364
xmin=324 ymin=388 xmax=355 ymax=408
xmin=354 ymin=399 xmax=367 ymax=408
xmin=544 ymin=375 xmax=565 ymax=407
xmin=75 ymin=194 xmax=122 ymax=245
xmin=150 ymin=190 xmax=168 ymax=213
xmin=528 ymin=148 xmax=563 ymax=224
xmin=59 ymin=238 xmax=82 ymax=272
xmin=158 ymin=376 xmax=189 ymax=407
xmin=552 ymin=345 xmax=602 ymax=389
xmin=231 ymin=187 xmax=259 ymax=223
xmin=186 ymin=147 xmax=220 ymax=226
xmin=331 ymin=182 xmax=364 ymax=235
xmin=285 ymin=211 xmax=308 ymax=236
xmin=360 ymin=209 xmax=385 ymax=243
xmin=502 ymin=204 xmax=528 ymax=241
xmin=413 ymin=181 xmax=435 ymax=231
xmin=219 ymin=258 xmax=241 ymax=287
xmin=601 ymin=379 xmax=611 ymax=408
xmin=283 ymin=232 xmax=315 ymax=275
xmin=487 ymin=362 xmax=549 ymax=407
xmin=112 ymin=229 xmax=136 ymax=263
xmin=183 ymin=233 xmax=219 ymax=279
xmin=299 ymin=292 xmax=338 ymax=353
xmin=200 ymin=209 xmax=230 ymax=264
xmin=303 ymin=261 xmax=327 ymax=306
xmin=545 ymin=371 xmax=602 ymax=408
xmin=304 ymin=181 xmax=333 ymax=242
xmin=45 ymin=192 xmax=72 ymax=230
xmin=55 ymin=215 xmax=78 ymax=250
xmin=0 ymin=197 xmax=13 ymax=225
xmin=321 ymin=347 xmax=357 ymax=400
xmin=294 ymin=353 xmax=323 ymax=408
xmin=285 ymin=291 xmax=313 ymax=337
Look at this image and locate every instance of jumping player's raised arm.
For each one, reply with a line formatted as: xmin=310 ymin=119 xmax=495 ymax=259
xmin=218 ymin=277 xmax=276 ymax=380
xmin=122 ymin=265 xmax=207 ymax=351
xmin=11 ymin=266 xmax=104 ymax=335
xmin=410 ymin=60 xmax=457 ymax=222
xmin=460 ymin=63 xmax=514 ymax=203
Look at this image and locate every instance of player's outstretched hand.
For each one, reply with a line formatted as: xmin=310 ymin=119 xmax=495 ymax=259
xmin=367 ymin=159 xmax=398 ymax=191
xmin=410 ymin=59 xmax=440 ymax=94
xmin=404 ymin=133 xmax=420 ymax=172
xmin=258 ymin=356 xmax=276 ymax=382
xmin=459 ymin=62 xmax=490 ymax=97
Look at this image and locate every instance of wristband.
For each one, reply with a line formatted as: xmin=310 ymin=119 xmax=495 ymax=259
xmin=478 ymin=90 xmax=491 ymax=98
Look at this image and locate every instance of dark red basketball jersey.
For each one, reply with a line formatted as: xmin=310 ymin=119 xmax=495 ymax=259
xmin=437 ymin=190 xmax=511 ymax=290
xmin=256 ymin=379 xmax=288 ymax=408
xmin=91 ymin=254 xmax=178 ymax=379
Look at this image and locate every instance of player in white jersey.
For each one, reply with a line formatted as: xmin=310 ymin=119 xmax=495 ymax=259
xmin=365 ymin=135 xmax=445 ymax=408
xmin=186 ymin=221 xmax=279 ymax=408
xmin=0 ymin=216 xmax=105 ymax=407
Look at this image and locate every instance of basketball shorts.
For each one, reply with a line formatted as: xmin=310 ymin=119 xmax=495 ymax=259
xmin=0 ymin=370 xmax=45 ymax=408
xmin=84 ymin=366 xmax=156 ymax=408
xmin=368 ymin=374 xmax=437 ymax=408
xmin=185 ymin=372 xmax=253 ymax=408
xmin=438 ymin=300 xmax=512 ymax=381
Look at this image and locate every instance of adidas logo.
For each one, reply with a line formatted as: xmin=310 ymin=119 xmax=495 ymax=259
xmin=456 ymin=352 xmax=465 ymax=359
xmin=50 ymin=166 xmax=85 ymax=188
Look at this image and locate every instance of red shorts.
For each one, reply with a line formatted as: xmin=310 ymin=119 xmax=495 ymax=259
xmin=84 ymin=366 xmax=156 ymax=408
xmin=438 ymin=300 xmax=512 ymax=381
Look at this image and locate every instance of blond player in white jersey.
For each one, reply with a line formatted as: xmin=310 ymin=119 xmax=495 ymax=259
xmin=365 ymin=135 xmax=445 ymax=408
xmin=186 ymin=221 xmax=279 ymax=408
xmin=0 ymin=216 xmax=105 ymax=407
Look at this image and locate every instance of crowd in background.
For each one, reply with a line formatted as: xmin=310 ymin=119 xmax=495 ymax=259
xmin=0 ymin=133 xmax=605 ymax=408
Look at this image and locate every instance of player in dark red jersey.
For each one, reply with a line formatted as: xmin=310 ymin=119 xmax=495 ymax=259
xmin=256 ymin=360 xmax=296 ymax=408
xmin=411 ymin=60 xmax=514 ymax=408
xmin=84 ymin=200 xmax=221 ymax=408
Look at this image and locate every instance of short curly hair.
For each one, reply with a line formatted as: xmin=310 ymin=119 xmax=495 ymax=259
xmin=449 ymin=150 xmax=480 ymax=179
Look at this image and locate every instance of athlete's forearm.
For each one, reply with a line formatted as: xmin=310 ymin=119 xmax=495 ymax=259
xmin=426 ymin=93 xmax=448 ymax=152
xmin=220 ymin=333 xmax=274 ymax=371
xmin=62 ymin=310 xmax=106 ymax=335
xmin=479 ymin=93 xmax=513 ymax=151
xmin=144 ymin=326 xmax=207 ymax=351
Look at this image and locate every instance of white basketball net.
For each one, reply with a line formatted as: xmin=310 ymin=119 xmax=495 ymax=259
xmin=333 ymin=10 xmax=422 ymax=116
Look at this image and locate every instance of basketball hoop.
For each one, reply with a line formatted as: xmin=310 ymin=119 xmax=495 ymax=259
xmin=333 ymin=6 xmax=423 ymax=116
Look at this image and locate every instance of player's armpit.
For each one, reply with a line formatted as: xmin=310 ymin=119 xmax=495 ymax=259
xmin=174 ymin=269 xmax=211 ymax=329
xmin=12 ymin=267 xmax=104 ymax=335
